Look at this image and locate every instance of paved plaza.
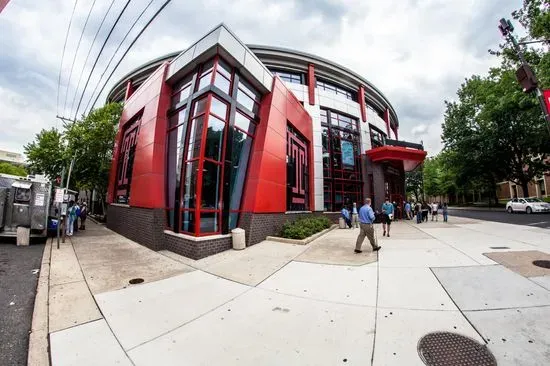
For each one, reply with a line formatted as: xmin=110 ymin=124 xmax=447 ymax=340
xmin=36 ymin=216 xmax=550 ymax=365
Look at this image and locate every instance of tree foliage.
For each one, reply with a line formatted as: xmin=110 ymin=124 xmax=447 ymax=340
xmin=0 ymin=162 xmax=27 ymax=177
xmin=23 ymin=103 xmax=122 ymax=204
xmin=439 ymin=1 xmax=550 ymax=199
xmin=405 ymin=169 xmax=423 ymax=201
xmin=24 ymin=128 xmax=66 ymax=179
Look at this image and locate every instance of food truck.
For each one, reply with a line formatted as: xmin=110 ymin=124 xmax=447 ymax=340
xmin=0 ymin=173 xmax=52 ymax=238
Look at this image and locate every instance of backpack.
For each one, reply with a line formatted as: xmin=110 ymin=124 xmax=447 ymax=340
xmin=75 ymin=206 xmax=81 ymax=217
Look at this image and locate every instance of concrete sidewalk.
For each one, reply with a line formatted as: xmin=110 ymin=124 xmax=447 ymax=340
xmin=34 ymin=216 xmax=550 ymax=365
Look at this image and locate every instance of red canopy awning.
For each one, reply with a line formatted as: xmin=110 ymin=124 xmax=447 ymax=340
xmin=366 ymin=145 xmax=427 ymax=172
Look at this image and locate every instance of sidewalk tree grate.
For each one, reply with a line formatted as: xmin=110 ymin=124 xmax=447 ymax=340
xmin=489 ymin=246 xmax=510 ymax=249
xmin=532 ymin=260 xmax=550 ymax=269
xmin=418 ymin=332 xmax=496 ymax=366
xmin=129 ymin=278 xmax=144 ymax=284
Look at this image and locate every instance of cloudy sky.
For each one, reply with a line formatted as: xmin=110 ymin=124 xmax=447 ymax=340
xmin=0 ymin=0 xmax=520 ymax=156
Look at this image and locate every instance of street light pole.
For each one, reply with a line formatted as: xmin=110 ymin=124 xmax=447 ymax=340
xmin=499 ymin=18 xmax=550 ymax=136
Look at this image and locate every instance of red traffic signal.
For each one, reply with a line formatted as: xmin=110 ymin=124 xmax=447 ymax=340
xmin=55 ymin=176 xmax=61 ymax=185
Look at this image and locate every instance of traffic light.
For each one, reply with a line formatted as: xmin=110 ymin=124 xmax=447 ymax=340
xmin=55 ymin=175 xmax=61 ymax=185
xmin=498 ymin=18 xmax=514 ymax=36
xmin=516 ymin=64 xmax=538 ymax=93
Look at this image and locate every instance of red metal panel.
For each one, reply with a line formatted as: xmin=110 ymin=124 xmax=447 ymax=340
xmin=543 ymin=89 xmax=550 ymax=115
xmin=0 ymin=0 xmax=10 ymax=13
xmin=124 ymin=80 xmax=134 ymax=101
xmin=308 ymin=63 xmax=315 ymax=105
xmin=359 ymin=85 xmax=367 ymax=122
xmin=383 ymin=108 xmax=391 ymax=137
xmin=365 ymin=145 xmax=427 ymax=172
xmin=129 ymin=174 xmax=164 ymax=208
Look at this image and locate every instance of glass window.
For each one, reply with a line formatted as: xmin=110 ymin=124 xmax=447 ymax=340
xmin=193 ymin=98 xmax=207 ymax=117
xmin=172 ymin=74 xmax=194 ymax=106
xmin=316 ymin=79 xmax=356 ymax=101
xmin=228 ymin=212 xmax=239 ymax=231
xmin=201 ymin=161 xmax=221 ymax=209
xmin=217 ymin=59 xmax=232 ymax=79
xmin=197 ymin=72 xmax=212 ymax=91
xmin=273 ymin=70 xmax=303 ymax=84
xmin=168 ymin=107 xmax=187 ymax=129
xmin=187 ymin=116 xmax=204 ymax=160
xmin=200 ymin=212 xmax=218 ymax=232
xmin=214 ymin=72 xmax=231 ymax=95
xmin=210 ymin=97 xmax=228 ymax=119
xmin=201 ymin=59 xmax=215 ymax=75
xmin=230 ymin=130 xmax=253 ymax=211
xmin=204 ymin=115 xmax=225 ymax=161
xmin=234 ymin=112 xmax=256 ymax=135
xmin=182 ymin=161 xmax=198 ymax=209
xmin=181 ymin=210 xmax=195 ymax=233
xmin=237 ymin=90 xmax=258 ymax=114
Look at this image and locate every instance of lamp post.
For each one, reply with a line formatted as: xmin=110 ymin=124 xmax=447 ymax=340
xmin=498 ymin=18 xmax=550 ymax=136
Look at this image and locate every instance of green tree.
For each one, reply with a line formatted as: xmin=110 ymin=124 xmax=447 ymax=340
xmin=64 ymin=102 xmax=122 ymax=208
xmin=24 ymin=128 xmax=66 ymax=179
xmin=405 ymin=168 xmax=423 ymax=201
xmin=0 ymin=162 xmax=27 ymax=177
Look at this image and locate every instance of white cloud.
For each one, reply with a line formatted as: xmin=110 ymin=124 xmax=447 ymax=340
xmin=0 ymin=0 xmax=519 ymax=156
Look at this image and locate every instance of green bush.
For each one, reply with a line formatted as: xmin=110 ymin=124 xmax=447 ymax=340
xmin=280 ymin=216 xmax=332 ymax=240
xmin=543 ymin=196 xmax=550 ymax=203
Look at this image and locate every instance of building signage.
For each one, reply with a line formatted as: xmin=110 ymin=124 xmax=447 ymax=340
xmin=543 ymin=90 xmax=550 ymax=115
xmin=341 ymin=140 xmax=355 ymax=167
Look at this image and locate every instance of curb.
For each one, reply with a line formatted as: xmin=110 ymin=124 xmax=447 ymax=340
xmin=266 ymin=225 xmax=338 ymax=245
xmin=448 ymin=207 xmax=504 ymax=212
xmin=27 ymin=237 xmax=52 ymax=366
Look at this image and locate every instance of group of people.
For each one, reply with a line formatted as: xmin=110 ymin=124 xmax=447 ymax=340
xmin=403 ymin=201 xmax=448 ymax=224
xmin=350 ymin=198 xmax=450 ymax=254
xmin=65 ymin=200 xmax=88 ymax=237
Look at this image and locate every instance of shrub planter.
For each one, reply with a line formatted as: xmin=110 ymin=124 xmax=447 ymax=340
xmin=266 ymin=225 xmax=338 ymax=245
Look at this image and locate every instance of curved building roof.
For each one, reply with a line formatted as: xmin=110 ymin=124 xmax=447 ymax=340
xmin=107 ymin=45 xmax=399 ymax=127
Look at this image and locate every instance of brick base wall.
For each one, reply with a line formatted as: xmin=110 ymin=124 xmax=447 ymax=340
xmin=239 ymin=211 xmax=339 ymax=246
xmin=107 ymin=204 xmax=232 ymax=260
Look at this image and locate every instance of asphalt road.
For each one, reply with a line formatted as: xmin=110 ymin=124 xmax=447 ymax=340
xmin=448 ymin=208 xmax=550 ymax=229
xmin=0 ymin=238 xmax=45 ymax=366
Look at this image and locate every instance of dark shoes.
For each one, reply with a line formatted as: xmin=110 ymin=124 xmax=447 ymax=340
xmin=383 ymin=231 xmax=386 ymax=236
xmin=373 ymin=246 xmax=382 ymax=251
xmin=387 ymin=233 xmax=390 ymax=237
xmin=354 ymin=249 xmax=362 ymax=254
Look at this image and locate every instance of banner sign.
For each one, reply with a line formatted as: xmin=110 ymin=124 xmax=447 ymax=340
xmin=341 ymin=140 xmax=355 ymax=167
xmin=543 ymin=90 xmax=550 ymax=115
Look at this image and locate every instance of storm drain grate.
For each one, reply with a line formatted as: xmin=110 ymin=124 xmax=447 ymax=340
xmin=532 ymin=260 xmax=550 ymax=269
xmin=418 ymin=332 xmax=496 ymax=366
xmin=489 ymin=246 xmax=510 ymax=249
xmin=129 ymin=278 xmax=144 ymax=285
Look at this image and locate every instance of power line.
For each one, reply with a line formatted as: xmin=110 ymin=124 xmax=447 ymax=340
xmin=56 ymin=0 xmax=79 ymax=116
xmin=68 ymin=0 xmax=116 ymax=118
xmin=83 ymin=0 xmax=172 ymax=117
xmin=61 ymin=0 xmax=98 ymax=117
xmin=71 ymin=0 xmax=133 ymax=121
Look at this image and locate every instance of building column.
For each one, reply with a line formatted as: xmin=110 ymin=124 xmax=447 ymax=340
xmin=383 ymin=108 xmax=391 ymax=138
xmin=358 ymin=85 xmax=367 ymax=123
xmin=307 ymin=64 xmax=315 ymax=106
xmin=124 ymin=79 xmax=134 ymax=101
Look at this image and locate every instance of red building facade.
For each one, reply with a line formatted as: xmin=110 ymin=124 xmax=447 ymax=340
xmin=106 ymin=24 xmax=426 ymax=259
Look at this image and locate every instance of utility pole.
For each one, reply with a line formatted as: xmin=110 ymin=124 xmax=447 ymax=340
xmin=498 ymin=18 xmax=550 ymax=136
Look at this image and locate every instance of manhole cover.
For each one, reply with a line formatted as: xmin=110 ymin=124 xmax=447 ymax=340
xmin=418 ymin=332 xmax=496 ymax=366
xmin=489 ymin=246 xmax=510 ymax=249
xmin=129 ymin=278 xmax=144 ymax=285
xmin=533 ymin=260 xmax=550 ymax=269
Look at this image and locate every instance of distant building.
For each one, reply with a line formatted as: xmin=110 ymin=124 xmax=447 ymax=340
xmin=496 ymin=175 xmax=549 ymax=201
xmin=0 ymin=150 xmax=25 ymax=165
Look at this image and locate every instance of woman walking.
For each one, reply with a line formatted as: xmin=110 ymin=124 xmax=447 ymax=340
xmin=442 ymin=202 xmax=448 ymax=222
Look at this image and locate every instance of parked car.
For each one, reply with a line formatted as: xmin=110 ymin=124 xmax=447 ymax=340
xmin=506 ymin=198 xmax=550 ymax=214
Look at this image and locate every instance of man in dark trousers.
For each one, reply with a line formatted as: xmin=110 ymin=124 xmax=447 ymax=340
xmin=355 ymin=198 xmax=382 ymax=253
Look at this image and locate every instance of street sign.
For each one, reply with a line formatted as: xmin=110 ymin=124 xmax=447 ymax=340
xmin=54 ymin=188 xmax=64 ymax=203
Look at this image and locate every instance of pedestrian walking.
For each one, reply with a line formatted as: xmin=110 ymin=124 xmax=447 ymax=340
xmin=66 ymin=201 xmax=77 ymax=237
xmin=431 ymin=202 xmax=439 ymax=221
xmin=79 ymin=202 xmax=88 ymax=230
xmin=355 ymin=198 xmax=382 ymax=253
xmin=421 ymin=202 xmax=429 ymax=222
xmin=351 ymin=202 xmax=359 ymax=228
xmin=73 ymin=201 xmax=81 ymax=233
xmin=341 ymin=205 xmax=352 ymax=228
xmin=381 ymin=197 xmax=394 ymax=237
xmin=405 ymin=201 xmax=412 ymax=220
xmin=442 ymin=202 xmax=448 ymax=222
xmin=415 ymin=202 xmax=422 ymax=223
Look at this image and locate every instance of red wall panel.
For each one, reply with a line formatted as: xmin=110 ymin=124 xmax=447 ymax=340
xmin=307 ymin=63 xmax=315 ymax=105
xmin=383 ymin=108 xmax=391 ymax=137
xmin=107 ymin=62 xmax=171 ymax=208
xmin=242 ymin=77 xmax=314 ymax=213
xmin=358 ymin=85 xmax=367 ymax=122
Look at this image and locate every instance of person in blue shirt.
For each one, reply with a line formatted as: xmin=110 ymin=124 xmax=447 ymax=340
xmin=355 ymin=198 xmax=382 ymax=253
xmin=341 ymin=205 xmax=352 ymax=228
xmin=381 ymin=197 xmax=394 ymax=237
xmin=405 ymin=201 xmax=412 ymax=220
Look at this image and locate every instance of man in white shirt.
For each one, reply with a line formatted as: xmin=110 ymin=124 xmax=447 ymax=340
xmin=431 ymin=202 xmax=439 ymax=221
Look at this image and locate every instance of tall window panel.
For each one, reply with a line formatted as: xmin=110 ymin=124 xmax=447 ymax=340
xmin=321 ymin=109 xmax=362 ymax=211
xmin=165 ymin=56 xmax=259 ymax=235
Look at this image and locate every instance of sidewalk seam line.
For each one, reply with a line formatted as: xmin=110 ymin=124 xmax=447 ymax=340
xmin=370 ymin=229 xmax=380 ymax=366
xmin=429 ymin=267 xmax=488 ymax=344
